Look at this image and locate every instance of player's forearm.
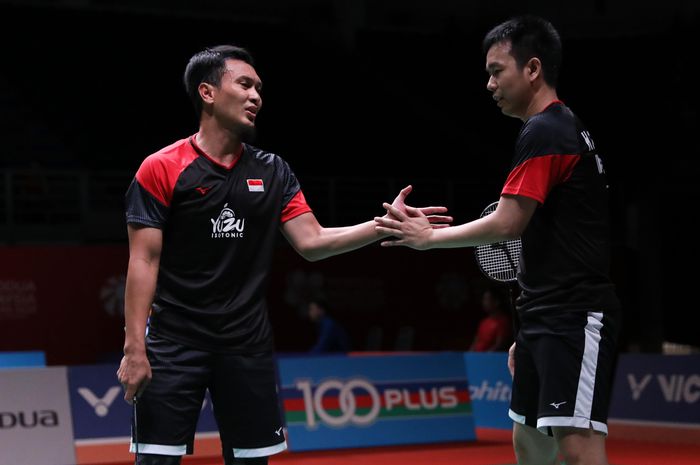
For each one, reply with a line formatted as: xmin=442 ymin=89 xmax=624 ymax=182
xmin=305 ymin=220 xmax=387 ymax=261
xmin=123 ymin=257 xmax=159 ymax=355
xmin=426 ymin=215 xmax=515 ymax=249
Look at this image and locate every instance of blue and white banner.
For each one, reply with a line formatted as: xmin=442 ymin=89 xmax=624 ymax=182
xmin=277 ymin=353 xmax=476 ymax=451
xmin=609 ymin=354 xmax=700 ymax=425
xmin=463 ymin=352 xmax=513 ymax=429
xmin=67 ymin=364 xmax=218 ymax=442
xmin=68 ymin=365 xmax=131 ymax=441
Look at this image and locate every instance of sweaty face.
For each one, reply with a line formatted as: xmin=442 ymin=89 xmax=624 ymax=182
xmin=210 ymin=59 xmax=263 ymax=136
xmin=485 ymin=41 xmax=532 ymax=119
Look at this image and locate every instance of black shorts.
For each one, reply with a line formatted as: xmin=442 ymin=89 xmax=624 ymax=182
xmin=130 ymin=333 xmax=287 ymax=458
xmin=509 ymin=309 xmax=619 ymax=436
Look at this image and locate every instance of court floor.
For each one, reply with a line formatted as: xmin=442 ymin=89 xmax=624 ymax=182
xmin=159 ymin=428 xmax=699 ymax=465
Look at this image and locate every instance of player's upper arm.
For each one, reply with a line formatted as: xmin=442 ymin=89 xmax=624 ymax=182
xmin=280 ymin=211 xmax=321 ymax=261
xmin=494 ymin=194 xmax=538 ymax=238
xmin=127 ymin=224 xmax=163 ymax=263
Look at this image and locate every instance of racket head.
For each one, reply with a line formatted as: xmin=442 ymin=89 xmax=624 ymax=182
xmin=474 ymin=201 xmax=522 ymax=283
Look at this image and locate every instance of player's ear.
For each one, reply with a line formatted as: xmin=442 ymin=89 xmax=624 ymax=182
xmin=198 ymin=82 xmax=216 ymax=105
xmin=526 ymin=57 xmax=542 ymax=82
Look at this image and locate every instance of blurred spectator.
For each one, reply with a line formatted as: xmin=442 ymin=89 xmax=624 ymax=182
xmin=470 ymin=286 xmax=512 ymax=351
xmin=306 ymin=298 xmax=351 ymax=353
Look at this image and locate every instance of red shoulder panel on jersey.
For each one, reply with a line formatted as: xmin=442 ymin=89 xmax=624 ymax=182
xmin=135 ymin=139 xmax=199 ymax=207
xmin=281 ymin=190 xmax=312 ymax=223
xmin=501 ymin=154 xmax=580 ymax=204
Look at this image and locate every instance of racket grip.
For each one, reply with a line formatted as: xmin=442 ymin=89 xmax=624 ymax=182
xmin=133 ymin=396 xmax=139 ymax=462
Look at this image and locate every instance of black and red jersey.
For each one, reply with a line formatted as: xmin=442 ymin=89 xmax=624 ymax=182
xmin=125 ymin=135 xmax=311 ymax=353
xmin=501 ymin=101 xmax=619 ymax=317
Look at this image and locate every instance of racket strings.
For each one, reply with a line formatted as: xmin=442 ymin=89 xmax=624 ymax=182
xmin=474 ymin=201 xmax=522 ymax=283
xmin=476 ymin=240 xmax=521 ymax=281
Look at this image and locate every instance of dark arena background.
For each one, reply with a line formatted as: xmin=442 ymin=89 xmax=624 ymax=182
xmin=0 ymin=1 xmax=698 ymax=465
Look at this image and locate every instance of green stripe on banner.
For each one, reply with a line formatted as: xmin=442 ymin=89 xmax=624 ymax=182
xmin=380 ymin=403 xmax=472 ymax=417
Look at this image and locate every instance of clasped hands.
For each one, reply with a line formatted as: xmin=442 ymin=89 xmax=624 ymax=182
xmin=375 ymin=185 xmax=452 ymax=249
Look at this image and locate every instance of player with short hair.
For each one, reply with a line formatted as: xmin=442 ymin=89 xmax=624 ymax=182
xmin=375 ymin=16 xmax=620 ymax=465
xmin=117 ymin=44 xmax=451 ymax=465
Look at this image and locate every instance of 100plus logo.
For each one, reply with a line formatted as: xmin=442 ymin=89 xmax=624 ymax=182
xmin=288 ymin=378 xmax=469 ymax=429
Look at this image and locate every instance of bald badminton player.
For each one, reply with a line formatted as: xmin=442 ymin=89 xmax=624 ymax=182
xmin=375 ymin=16 xmax=620 ymax=465
xmin=116 ymin=45 xmax=450 ymax=465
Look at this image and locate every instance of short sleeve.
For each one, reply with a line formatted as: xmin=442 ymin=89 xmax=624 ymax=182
xmin=501 ymin=120 xmax=580 ymax=203
xmin=277 ymin=158 xmax=312 ymax=223
xmin=125 ymin=156 xmax=173 ymax=228
xmin=125 ymin=178 xmax=169 ymax=228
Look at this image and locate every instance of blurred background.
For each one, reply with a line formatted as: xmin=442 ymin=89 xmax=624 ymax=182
xmin=0 ymin=0 xmax=698 ymax=365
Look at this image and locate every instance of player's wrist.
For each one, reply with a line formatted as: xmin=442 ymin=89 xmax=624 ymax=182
xmin=422 ymin=227 xmax=437 ymax=249
xmin=123 ymin=340 xmax=147 ymax=356
xmin=375 ymin=225 xmax=391 ymax=239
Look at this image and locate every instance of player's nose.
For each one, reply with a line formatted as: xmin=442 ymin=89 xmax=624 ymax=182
xmin=249 ymin=89 xmax=261 ymax=107
xmin=486 ymin=76 xmax=497 ymax=92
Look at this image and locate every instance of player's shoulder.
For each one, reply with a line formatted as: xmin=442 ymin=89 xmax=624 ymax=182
xmin=244 ymin=143 xmax=284 ymax=162
xmin=243 ymin=143 xmax=292 ymax=169
xmin=137 ymin=137 xmax=197 ymax=174
xmin=517 ymin=102 xmax=578 ymax=154
xmin=522 ymin=102 xmax=575 ymax=137
xmin=146 ymin=137 xmax=197 ymax=164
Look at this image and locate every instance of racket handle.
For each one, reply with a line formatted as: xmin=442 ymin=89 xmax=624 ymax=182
xmin=133 ymin=396 xmax=139 ymax=463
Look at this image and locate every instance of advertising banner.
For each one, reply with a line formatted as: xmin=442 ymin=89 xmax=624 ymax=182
xmin=0 ymin=246 xmax=128 ymax=366
xmin=463 ymin=352 xmax=512 ymax=429
xmin=278 ymin=353 xmax=476 ymax=451
xmin=609 ymin=354 xmax=700 ymax=425
xmin=0 ymin=367 xmax=76 ymax=465
xmin=67 ymin=364 xmax=219 ymax=463
xmin=0 ymin=351 xmax=45 ymax=368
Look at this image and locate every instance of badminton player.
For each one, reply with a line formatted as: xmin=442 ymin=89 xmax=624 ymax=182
xmin=117 ymin=45 xmax=451 ymax=465
xmin=375 ymin=16 xmax=620 ymax=465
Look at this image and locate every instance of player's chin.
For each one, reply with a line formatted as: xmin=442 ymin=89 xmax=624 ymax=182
xmin=500 ymin=106 xmax=517 ymax=118
xmin=238 ymin=122 xmax=257 ymax=143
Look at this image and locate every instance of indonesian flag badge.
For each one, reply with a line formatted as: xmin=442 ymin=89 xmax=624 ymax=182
xmin=246 ymin=179 xmax=264 ymax=192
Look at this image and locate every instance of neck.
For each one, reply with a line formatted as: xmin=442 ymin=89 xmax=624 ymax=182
xmin=196 ymin=117 xmax=243 ymax=165
xmin=521 ymin=86 xmax=559 ymax=121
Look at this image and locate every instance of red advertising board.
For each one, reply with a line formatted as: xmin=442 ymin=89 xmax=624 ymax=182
xmin=0 ymin=246 xmax=128 ymax=365
xmin=1 ymin=244 xmax=486 ymax=365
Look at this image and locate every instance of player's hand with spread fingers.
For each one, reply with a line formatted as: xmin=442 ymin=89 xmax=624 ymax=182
xmin=375 ymin=203 xmax=435 ymax=249
xmin=385 ymin=185 xmax=453 ymax=229
xmin=117 ymin=351 xmax=152 ymax=405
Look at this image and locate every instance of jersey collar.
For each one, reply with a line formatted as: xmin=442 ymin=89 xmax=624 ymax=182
xmin=189 ymin=134 xmax=244 ymax=170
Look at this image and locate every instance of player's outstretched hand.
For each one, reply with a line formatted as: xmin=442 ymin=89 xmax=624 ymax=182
xmin=386 ymin=185 xmax=453 ymax=229
xmin=375 ymin=203 xmax=434 ymax=250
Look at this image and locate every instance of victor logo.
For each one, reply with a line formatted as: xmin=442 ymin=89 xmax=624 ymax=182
xmin=211 ymin=203 xmax=245 ymax=239
xmin=628 ymin=374 xmax=700 ymax=403
xmin=78 ymin=387 xmax=121 ymax=417
xmin=0 ymin=410 xmax=59 ymax=428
